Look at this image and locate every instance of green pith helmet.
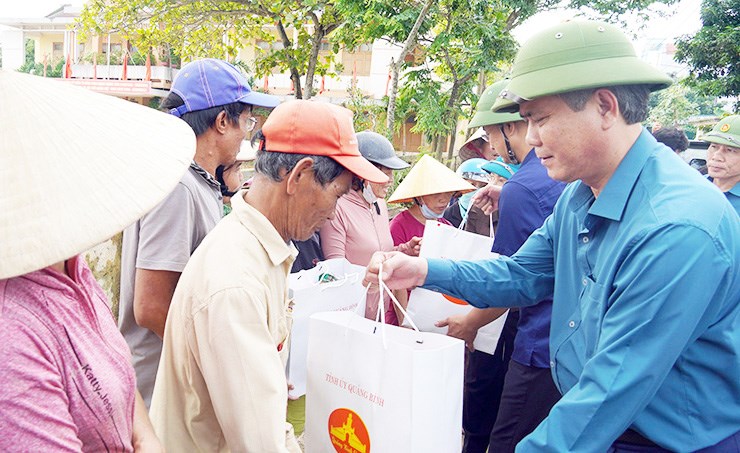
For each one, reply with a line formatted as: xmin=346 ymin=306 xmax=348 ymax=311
xmin=468 ymin=80 xmax=523 ymax=128
xmin=492 ymin=20 xmax=673 ymax=113
xmin=703 ymin=115 xmax=740 ymax=148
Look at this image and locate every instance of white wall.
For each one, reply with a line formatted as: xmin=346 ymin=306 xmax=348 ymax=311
xmin=0 ymin=26 xmax=24 ymax=70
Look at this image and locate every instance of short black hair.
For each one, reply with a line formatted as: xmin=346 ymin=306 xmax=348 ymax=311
xmin=558 ymin=84 xmax=652 ymax=125
xmin=651 ymin=127 xmax=689 ymax=153
xmin=160 ymin=92 xmax=249 ymax=136
xmin=252 ymin=130 xmax=346 ymax=186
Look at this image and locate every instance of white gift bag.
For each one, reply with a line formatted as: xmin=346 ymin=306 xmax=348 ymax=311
xmin=402 ymin=220 xmax=508 ymax=354
xmin=288 ymin=258 xmax=367 ymax=398
xmin=305 ymin=282 xmax=464 ymax=453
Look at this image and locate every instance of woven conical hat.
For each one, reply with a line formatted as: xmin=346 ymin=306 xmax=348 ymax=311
xmin=0 ymin=71 xmax=195 ymax=279
xmin=388 ymin=155 xmax=475 ymax=204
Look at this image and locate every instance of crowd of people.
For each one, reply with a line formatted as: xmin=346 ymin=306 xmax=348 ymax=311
xmin=1 ymin=18 xmax=738 ymax=453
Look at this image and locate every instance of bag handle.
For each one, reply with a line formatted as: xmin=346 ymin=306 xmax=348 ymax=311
xmin=459 ymin=211 xmax=496 ymax=240
xmin=376 ymin=261 xmax=424 ymax=347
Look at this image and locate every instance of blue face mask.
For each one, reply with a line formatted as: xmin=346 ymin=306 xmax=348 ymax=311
xmin=458 ymin=189 xmax=478 ymax=219
xmin=420 ymin=201 xmax=444 ymax=220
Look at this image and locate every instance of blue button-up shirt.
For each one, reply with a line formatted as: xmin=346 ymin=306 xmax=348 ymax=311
xmin=424 ymin=129 xmax=740 ymax=452
xmin=709 ymin=177 xmax=740 ymax=216
xmin=494 ymin=150 xmax=564 ymax=368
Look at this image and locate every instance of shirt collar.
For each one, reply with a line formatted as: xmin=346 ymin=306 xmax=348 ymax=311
xmin=231 ymin=191 xmax=298 ymax=267
xmin=588 ymin=128 xmax=655 ymax=221
xmin=190 ymin=161 xmax=222 ymax=190
xmin=730 ymin=182 xmax=740 ymax=197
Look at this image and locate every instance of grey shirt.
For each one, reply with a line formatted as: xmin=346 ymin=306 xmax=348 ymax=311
xmin=119 ymin=163 xmax=222 ymax=406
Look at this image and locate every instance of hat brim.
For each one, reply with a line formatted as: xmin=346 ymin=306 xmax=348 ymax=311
xmin=334 ymin=154 xmax=390 ymax=184
xmin=239 ymin=90 xmax=281 ymax=108
xmin=703 ymin=132 xmax=740 ymax=148
xmin=374 ymin=154 xmax=410 ymax=170
xmin=492 ymin=56 xmax=672 ymax=113
xmin=469 ymin=109 xmax=522 ymax=128
xmin=1 ymin=72 xmax=195 ymax=279
xmin=388 ymin=155 xmax=476 ymax=203
xmin=482 ymin=162 xmax=514 ymax=179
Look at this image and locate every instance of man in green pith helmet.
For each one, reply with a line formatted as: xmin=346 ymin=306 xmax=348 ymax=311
xmin=365 ymin=20 xmax=740 ymax=452
xmin=702 ymin=115 xmax=740 ymax=215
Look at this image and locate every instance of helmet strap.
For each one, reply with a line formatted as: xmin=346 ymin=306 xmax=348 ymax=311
xmin=500 ymin=125 xmax=519 ymax=165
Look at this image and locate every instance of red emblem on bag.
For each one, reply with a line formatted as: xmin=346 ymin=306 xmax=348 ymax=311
xmin=442 ymin=294 xmax=469 ymax=305
xmin=328 ymin=408 xmax=370 ymax=453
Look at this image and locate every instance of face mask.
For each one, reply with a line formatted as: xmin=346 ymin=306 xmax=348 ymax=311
xmin=458 ymin=189 xmax=478 ymax=219
xmin=420 ymin=201 xmax=444 ymax=219
xmin=362 ymin=182 xmax=378 ymax=204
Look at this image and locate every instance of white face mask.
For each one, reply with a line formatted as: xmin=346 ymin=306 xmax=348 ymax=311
xmin=420 ymin=201 xmax=444 ymax=219
xmin=362 ymin=182 xmax=378 ymax=204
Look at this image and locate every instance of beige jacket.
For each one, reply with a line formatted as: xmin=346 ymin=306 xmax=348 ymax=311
xmin=150 ymin=192 xmax=300 ymax=453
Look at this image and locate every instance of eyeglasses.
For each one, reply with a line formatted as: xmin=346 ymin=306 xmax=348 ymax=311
xmin=245 ymin=116 xmax=258 ymax=132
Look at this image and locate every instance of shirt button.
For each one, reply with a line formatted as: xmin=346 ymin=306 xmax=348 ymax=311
xmin=569 ymin=320 xmax=575 ymax=328
xmin=550 ymin=361 xmax=555 ymax=368
xmin=582 ymin=278 xmax=588 ymax=286
xmin=582 ymin=236 xmax=589 ymax=243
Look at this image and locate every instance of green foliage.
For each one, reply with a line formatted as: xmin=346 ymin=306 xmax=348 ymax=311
xmin=648 ymin=83 xmax=701 ymax=127
xmin=343 ymin=83 xmax=389 ymax=135
xmin=675 ymin=0 xmax=740 ymax=107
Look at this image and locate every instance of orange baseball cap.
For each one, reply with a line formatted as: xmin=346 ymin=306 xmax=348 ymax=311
xmin=260 ymin=100 xmax=389 ymax=184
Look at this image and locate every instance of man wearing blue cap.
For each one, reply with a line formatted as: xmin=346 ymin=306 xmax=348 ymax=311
xmin=119 ymin=58 xmax=280 ymax=406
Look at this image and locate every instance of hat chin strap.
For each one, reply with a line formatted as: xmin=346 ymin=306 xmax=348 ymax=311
xmin=500 ymin=125 xmax=520 ymax=165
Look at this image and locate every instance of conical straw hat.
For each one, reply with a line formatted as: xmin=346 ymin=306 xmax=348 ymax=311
xmin=388 ymin=155 xmax=476 ymax=204
xmin=0 ymin=71 xmax=196 ymax=279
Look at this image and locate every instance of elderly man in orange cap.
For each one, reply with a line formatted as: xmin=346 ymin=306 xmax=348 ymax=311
xmin=150 ymin=100 xmax=388 ymax=452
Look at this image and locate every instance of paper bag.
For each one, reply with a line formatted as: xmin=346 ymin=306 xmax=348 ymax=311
xmin=287 ymin=258 xmax=367 ymax=398
xmin=304 ymin=310 xmax=464 ymax=452
xmin=402 ymin=220 xmax=508 ymax=354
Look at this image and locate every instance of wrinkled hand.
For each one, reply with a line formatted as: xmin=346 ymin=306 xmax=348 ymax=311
xmin=436 ymin=315 xmax=477 ymax=352
xmin=397 ymin=236 xmax=422 ymax=256
xmin=472 ymin=183 xmax=502 ymax=215
xmin=363 ymin=251 xmax=428 ymax=290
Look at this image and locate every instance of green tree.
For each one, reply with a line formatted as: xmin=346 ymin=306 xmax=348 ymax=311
xmin=675 ymin=0 xmax=740 ymax=107
xmin=648 ymin=83 xmax=699 ymax=127
xmin=77 ymin=0 xmax=351 ymax=99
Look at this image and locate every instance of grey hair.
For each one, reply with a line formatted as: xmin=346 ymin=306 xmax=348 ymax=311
xmin=558 ymin=84 xmax=651 ymax=125
xmin=254 ymin=148 xmax=346 ymax=186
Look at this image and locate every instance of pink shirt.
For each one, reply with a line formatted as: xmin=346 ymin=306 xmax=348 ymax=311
xmin=320 ymin=189 xmax=394 ymax=265
xmin=0 ymin=256 xmax=136 ymax=452
xmin=320 ymin=189 xmax=398 ymax=324
xmin=389 ymin=209 xmax=451 ymax=246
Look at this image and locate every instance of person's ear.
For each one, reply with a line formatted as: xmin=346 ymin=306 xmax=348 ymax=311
xmin=593 ymin=89 xmax=620 ymax=129
xmin=285 ymin=157 xmax=315 ymax=195
xmin=213 ymin=110 xmax=230 ymax=134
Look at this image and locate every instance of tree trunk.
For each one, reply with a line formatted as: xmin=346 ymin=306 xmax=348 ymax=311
xmin=304 ymin=26 xmax=324 ymax=100
xmin=385 ymin=0 xmax=435 ymax=139
xmin=446 ymin=81 xmax=461 ymax=162
xmin=304 ymin=12 xmax=330 ymax=101
xmin=276 ymin=20 xmax=302 ymax=99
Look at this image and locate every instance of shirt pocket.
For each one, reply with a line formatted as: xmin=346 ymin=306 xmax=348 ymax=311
xmin=552 ymin=278 xmax=608 ymax=390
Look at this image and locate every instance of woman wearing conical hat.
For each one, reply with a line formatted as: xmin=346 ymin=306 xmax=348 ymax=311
xmin=388 ymin=155 xmax=476 ymax=253
xmin=0 ymin=70 xmax=195 ymax=451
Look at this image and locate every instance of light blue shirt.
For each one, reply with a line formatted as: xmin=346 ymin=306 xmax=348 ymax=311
xmin=424 ymin=130 xmax=740 ymax=452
